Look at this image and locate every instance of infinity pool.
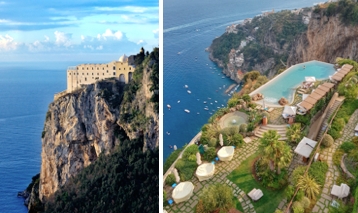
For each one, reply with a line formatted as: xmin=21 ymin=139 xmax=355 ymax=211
xmin=250 ymin=61 xmax=336 ymax=105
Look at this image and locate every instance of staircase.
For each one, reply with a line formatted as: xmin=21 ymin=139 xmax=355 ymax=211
xmin=255 ymin=124 xmax=288 ymax=140
xmin=316 ymin=99 xmax=343 ymax=142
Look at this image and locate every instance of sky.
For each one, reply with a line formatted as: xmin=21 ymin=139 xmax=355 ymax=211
xmin=0 ymin=0 xmax=158 ymax=62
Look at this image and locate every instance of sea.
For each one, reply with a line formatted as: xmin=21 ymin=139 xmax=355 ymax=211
xmin=163 ymin=0 xmax=322 ymax=161
xmin=0 ymin=61 xmax=99 ymax=213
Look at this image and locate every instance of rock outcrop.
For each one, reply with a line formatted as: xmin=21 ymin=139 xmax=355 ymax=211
xmin=287 ymin=11 xmax=358 ymax=65
xmin=38 ymin=56 xmax=159 ymax=202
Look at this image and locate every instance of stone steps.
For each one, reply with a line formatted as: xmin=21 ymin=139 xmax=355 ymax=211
xmin=255 ymin=124 xmax=287 ymax=141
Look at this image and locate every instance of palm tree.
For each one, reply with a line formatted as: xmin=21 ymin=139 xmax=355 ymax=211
xmin=260 ymin=130 xmax=292 ymax=174
xmin=286 ymin=123 xmax=302 ymax=144
xmin=296 ymin=174 xmax=320 ymax=200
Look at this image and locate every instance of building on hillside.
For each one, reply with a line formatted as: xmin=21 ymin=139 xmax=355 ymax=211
xmin=66 ymin=54 xmax=136 ymax=93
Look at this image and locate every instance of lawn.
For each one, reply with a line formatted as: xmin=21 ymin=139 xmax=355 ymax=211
xmin=227 ymin=152 xmax=287 ymax=213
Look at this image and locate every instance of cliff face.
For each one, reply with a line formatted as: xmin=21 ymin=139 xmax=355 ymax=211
xmin=39 ymin=81 xmax=121 ymax=200
xmin=38 ymin=56 xmax=159 ymax=201
xmin=287 ymin=12 xmax=358 ymax=66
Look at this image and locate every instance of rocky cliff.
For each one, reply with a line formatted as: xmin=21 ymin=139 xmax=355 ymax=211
xmin=37 ymin=51 xmax=159 ymax=203
xmin=287 ymin=10 xmax=358 ymax=66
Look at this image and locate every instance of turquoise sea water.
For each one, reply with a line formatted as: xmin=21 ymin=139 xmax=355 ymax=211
xmin=163 ymin=0 xmax=323 ymax=161
xmin=251 ymin=61 xmax=336 ymax=104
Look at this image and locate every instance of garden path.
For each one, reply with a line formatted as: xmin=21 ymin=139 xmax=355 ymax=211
xmin=164 ymin=139 xmax=260 ymax=213
xmin=311 ymin=109 xmax=358 ymax=213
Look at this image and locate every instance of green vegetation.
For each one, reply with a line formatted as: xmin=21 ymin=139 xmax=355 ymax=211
xmin=164 ymin=146 xmax=184 ymax=174
xmin=321 ymin=0 xmax=358 ymax=25
xmin=296 ymin=174 xmax=320 ymax=200
xmin=120 ymin=48 xmax=159 ymax=129
xmin=210 ymin=10 xmax=307 ymax=75
xmin=259 ymin=130 xmax=292 ymax=175
xmin=321 ymin=134 xmax=334 ymax=148
xmin=44 ymin=136 xmax=158 ymax=213
xmin=202 ymin=147 xmax=216 ymax=161
xmin=165 ymin=174 xmax=176 ymax=186
xmin=195 ymin=183 xmax=234 ymax=213
xmin=175 ymin=145 xmax=199 ymax=181
xmin=328 ymin=99 xmax=358 ymax=139
xmin=286 ymin=123 xmax=303 ymax=144
xmin=228 ymin=153 xmax=286 ymax=213
xmin=211 ymin=31 xmax=246 ymax=64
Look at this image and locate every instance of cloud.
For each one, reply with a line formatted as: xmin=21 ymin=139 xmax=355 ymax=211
xmin=0 ymin=34 xmax=20 ymax=51
xmin=54 ymin=31 xmax=72 ymax=47
xmin=0 ymin=28 xmax=147 ymax=56
xmin=98 ymin=29 xmax=124 ymax=40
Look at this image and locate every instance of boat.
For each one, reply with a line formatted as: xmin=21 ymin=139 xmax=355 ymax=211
xmin=209 ymin=112 xmax=212 ymax=115
xmin=217 ymin=107 xmax=220 ymax=109
xmin=210 ymin=103 xmax=213 ymax=105
xmin=204 ymin=108 xmax=209 ymax=110
xmin=187 ymin=90 xmax=191 ymax=94
xmin=167 ymin=104 xmax=171 ymax=109
xmin=178 ymin=52 xmax=181 ymax=55
xmin=184 ymin=85 xmax=188 ymax=88
xmin=203 ymin=101 xmax=207 ymax=104
xmin=184 ymin=109 xmax=190 ymax=113
xmin=215 ymin=100 xmax=217 ymax=103
xmin=222 ymin=76 xmax=225 ymax=79
xmin=177 ymin=100 xmax=180 ymax=103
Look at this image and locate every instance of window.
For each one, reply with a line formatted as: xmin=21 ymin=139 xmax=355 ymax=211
xmin=103 ymin=73 xmax=104 ymax=75
xmin=69 ymin=73 xmax=71 ymax=75
xmin=92 ymin=73 xmax=93 ymax=75
xmin=92 ymin=67 xmax=93 ymax=70
xmin=102 ymin=68 xmax=104 ymax=70
xmin=97 ymin=73 xmax=99 ymax=75
xmin=87 ymin=73 xmax=89 ymax=75
xmin=85 ymin=78 xmax=87 ymax=81
xmin=87 ymin=67 xmax=88 ymax=70
xmin=82 ymin=67 xmax=84 ymax=70
xmin=107 ymin=70 xmax=108 ymax=73
xmin=113 ymin=72 xmax=116 ymax=75
xmin=97 ymin=67 xmax=99 ymax=70
xmin=118 ymin=68 xmax=121 ymax=70
xmin=129 ymin=67 xmax=131 ymax=70
xmin=124 ymin=68 xmax=125 ymax=70
xmin=113 ymin=66 xmax=115 ymax=70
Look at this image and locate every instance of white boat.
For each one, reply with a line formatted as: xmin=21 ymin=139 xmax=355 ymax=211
xmin=184 ymin=109 xmax=190 ymax=113
xmin=187 ymin=90 xmax=191 ymax=94
xmin=177 ymin=100 xmax=180 ymax=103
xmin=184 ymin=85 xmax=188 ymax=88
xmin=167 ymin=104 xmax=171 ymax=109
xmin=203 ymin=101 xmax=207 ymax=104
xmin=215 ymin=100 xmax=217 ymax=103
xmin=204 ymin=108 xmax=209 ymax=110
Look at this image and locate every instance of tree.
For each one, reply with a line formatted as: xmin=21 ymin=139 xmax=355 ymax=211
xmin=199 ymin=183 xmax=234 ymax=213
xmin=259 ymin=130 xmax=292 ymax=174
xmin=286 ymin=123 xmax=303 ymax=144
xmin=296 ymin=174 xmax=320 ymax=200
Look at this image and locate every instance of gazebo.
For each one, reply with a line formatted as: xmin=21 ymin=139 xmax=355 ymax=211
xmin=282 ymin=106 xmax=297 ymax=119
xmin=294 ymin=137 xmax=317 ymax=162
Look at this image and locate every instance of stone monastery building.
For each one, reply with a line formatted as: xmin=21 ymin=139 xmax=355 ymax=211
xmin=66 ymin=54 xmax=135 ymax=93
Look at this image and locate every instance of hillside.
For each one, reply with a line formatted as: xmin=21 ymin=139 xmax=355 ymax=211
xmin=25 ymin=48 xmax=159 ymax=213
xmin=209 ymin=0 xmax=358 ymax=83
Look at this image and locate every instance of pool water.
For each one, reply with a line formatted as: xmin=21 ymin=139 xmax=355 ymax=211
xmin=250 ymin=61 xmax=336 ymax=104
